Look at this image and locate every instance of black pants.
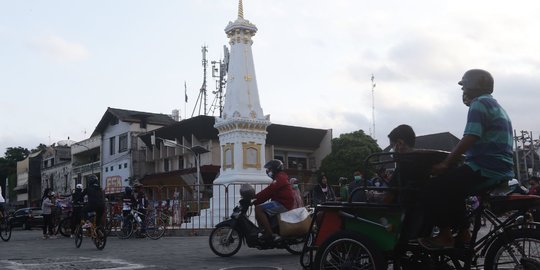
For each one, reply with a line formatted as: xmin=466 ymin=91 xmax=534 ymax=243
xmin=421 ymin=165 xmax=485 ymax=229
xmin=42 ymin=214 xmax=53 ymax=235
xmin=71 ymin=207 xmax=83 ymax=232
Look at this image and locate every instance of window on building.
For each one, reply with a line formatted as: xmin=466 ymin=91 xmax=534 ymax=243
xmin=110 ymin=117 xmax=119 ymax=125
xmin=124 ymin=163 xmax=127 ymax=168
xmin=105 ymin=167 xmax=108 ymax=172
xmin=140 ymin=119 xmax=147 ymax=129
xmin=119 ymin=133 xmax=128 ymax=153
xmin=164 ymin=158 xmax=170 ymax=172
xmin=110 ymin=166 xmax=114 ymax=172
xmin=178 ymin=157 xmax=184 ymax=169
xmin=109 ymin=137 xmax=116 ymax=155
xmin=118 ymin=164 xmax=122 ymax=170
xmin=288 ymin=157 xmax=307 ymax=170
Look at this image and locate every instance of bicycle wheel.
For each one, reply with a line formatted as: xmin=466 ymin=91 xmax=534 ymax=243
xmin=146 ymin=216 xmax=166 ymax=240
xmin=484 ymin=227 xmax=540 ymax=270
xmin=116 ymin=217 xmax=134 ymax=239
xmin=0 ymin=218 xmax=11 ymax=241
xmin=93 ymin=227 xmax=107 ymax=250
xmin=313 ymin=231 xmax=387 ymax=270
xmin=209 ymin=225 xmax=242 ymax=257
xmin=74 ymin=225 xmax=83 ymax=248
xmin=58 ymin=217 xmax=71 ymax=237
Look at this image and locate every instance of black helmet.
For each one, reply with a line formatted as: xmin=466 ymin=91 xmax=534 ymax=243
xmin=458 ymin=69 xmax=494 ymax=98
xmin=88 ymin=175 xmax=99 ymax=187
xmin=125 ymin=186 xmax=132 ymax=194
xmin=264 ymin=159 xmax=284 ymax=179
xmin=264 ymin=159 xmax=284 ymax=172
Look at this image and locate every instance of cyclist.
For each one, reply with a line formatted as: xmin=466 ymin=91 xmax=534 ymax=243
xmin=133 ymin=183 xmax=148 ymax=236
xmin=419 ymin=69 xmax=514 ymax=250
xmin=70 ymin=184 xmax=84 ymax=237
xmin=253 ymin=159 xmax=294 ymax=242
xmin=81 ymin=175 xmax=106 ymax=228
xmin=122 ymin=186 xmax=137 ymax=217
xmin=0 ymin=186 xmax=5 ymax=220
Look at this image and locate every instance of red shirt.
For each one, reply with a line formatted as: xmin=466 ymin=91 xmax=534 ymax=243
xmin=254 ymin=171 xmax=294 ymax=210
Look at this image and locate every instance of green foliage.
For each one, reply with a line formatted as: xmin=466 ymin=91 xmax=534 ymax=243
xmin=319 ymin=130 xmax=382 ymax=185
xmin=4 ymin=147 xmax=30 ymax=162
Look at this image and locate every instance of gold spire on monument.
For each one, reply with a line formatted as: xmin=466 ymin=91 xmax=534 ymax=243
xmin=238 ymin=0 xmax=244 ymax=19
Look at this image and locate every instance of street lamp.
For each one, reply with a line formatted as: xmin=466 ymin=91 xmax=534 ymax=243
xmin=150 ymin=134 xmax=209 ymax=213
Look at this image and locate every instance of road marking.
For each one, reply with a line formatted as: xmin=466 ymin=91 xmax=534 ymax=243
xmin=0 ymin=257 xmax=148 ymax=270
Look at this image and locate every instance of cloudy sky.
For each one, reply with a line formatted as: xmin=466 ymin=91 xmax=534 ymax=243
xmin=1 ymin=0 xmax=539 ymax=155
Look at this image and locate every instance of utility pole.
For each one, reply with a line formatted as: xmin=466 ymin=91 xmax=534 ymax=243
xmin=370 ymin=74 xmax=376 ymax=138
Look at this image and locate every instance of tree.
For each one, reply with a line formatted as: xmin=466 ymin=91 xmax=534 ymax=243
xmin=4 ymin=147 xmax=30 ymax=162
xmin=31 ymin=143 xmax=47 ymax=154
xmin=1 ymin=146 xmax=36 ymax=204
xmin=319 ymin=130 xmax=382 ymax=185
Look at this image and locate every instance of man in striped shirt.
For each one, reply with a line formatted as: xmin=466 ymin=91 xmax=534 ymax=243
xmin=419 ymin=69 xmax=514 ymax=250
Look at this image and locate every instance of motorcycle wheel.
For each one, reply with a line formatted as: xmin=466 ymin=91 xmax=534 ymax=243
xmin=285 ymin=236 xmax=305 ymax=255
xmin=209 ymin=225 xmax=242 ymax=257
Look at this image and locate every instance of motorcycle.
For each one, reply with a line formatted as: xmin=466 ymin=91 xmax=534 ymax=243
xmin=209 ymin=184 xmax=307 ymax=257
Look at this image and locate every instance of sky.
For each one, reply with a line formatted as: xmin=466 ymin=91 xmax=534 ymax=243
xmin=1 ymin=0 xmax=540 ymax=156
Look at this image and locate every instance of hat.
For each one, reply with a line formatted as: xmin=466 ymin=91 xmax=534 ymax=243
xmin=289 ymin=178 xmax=298 ymax=184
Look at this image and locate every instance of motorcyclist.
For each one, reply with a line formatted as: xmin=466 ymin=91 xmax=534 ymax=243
xmin=254 ymin=159 xmax=294 ymax=241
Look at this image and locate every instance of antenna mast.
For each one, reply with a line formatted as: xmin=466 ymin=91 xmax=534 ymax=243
xmin=210 ymin=45 xmax=229 ymax=117
xmin=192 ymin=45 xmax=209 ymax=117
xmin=370 ymin=74 xmax=376 ymax=138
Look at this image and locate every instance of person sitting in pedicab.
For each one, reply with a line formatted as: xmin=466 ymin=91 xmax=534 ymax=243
xmin=253 ymin=159 xmax=294 ymax=242
xmin=418 ymin=69 xmax=514 ymax=250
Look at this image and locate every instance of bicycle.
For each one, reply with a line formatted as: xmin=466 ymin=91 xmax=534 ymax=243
xmin=115 ymin=208 xmax=167 ymax=240
xmin=0 ymin=207 xmax=11 ymax=242
xmin=74 ymin=212 xmax=107 ymax=250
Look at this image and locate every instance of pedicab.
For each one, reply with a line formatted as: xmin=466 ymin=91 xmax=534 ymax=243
xmin=300 ymin=150 xmax=540 ymax=270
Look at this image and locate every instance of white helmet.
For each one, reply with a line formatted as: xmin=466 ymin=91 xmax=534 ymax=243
xmin=76 ymin=184 xmax=83 ymax=189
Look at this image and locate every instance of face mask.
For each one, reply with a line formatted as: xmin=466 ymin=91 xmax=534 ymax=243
xmin=267 ymin=171 xmax=273 ymax=178
xmin=293 ymin=184 xmax=299 ymax=189
xmin=354 ymin=176 xmax=362 ymax=182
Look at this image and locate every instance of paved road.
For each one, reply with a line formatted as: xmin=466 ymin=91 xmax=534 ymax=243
xmin=0 ymin=228 xmax=302 ymax=270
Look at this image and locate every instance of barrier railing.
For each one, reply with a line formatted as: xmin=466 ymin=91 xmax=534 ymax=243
xmin=109 ymin=182 xmax=342 ymax=232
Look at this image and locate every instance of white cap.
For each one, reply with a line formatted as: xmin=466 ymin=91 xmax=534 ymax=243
xmin=76 ymin=184 xmax=83 ymax=189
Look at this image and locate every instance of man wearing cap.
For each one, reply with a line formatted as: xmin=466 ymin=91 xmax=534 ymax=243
xmin=419 ymin=69 xmax=514 ymax=250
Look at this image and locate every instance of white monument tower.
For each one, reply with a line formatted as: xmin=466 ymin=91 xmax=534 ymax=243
xmin=214 ymin=0 xmax=271 ymax=185
xmin=184 ymin=1 xmax=271 ymax=228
